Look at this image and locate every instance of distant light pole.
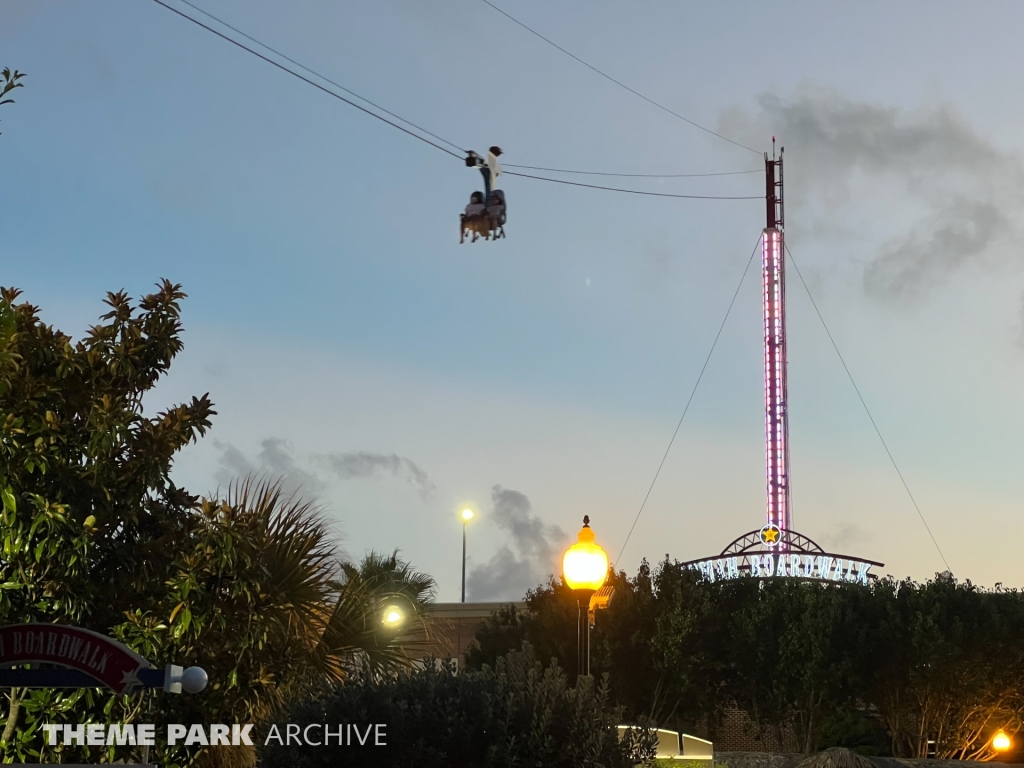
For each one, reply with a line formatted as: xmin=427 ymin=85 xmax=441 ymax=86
xmin=561 ymin=515 xmax=609 ymax=678
xmin=461 ymin=508 xmax=475 ymax=603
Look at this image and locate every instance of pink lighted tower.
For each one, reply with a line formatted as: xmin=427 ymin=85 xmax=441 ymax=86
xmin=681 ymin=142 xmax=884 ymax=579
xmin=763 ymin=147 xmax=790 ymax=544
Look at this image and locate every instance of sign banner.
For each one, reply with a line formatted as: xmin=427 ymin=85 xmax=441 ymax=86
xmin=683 ymin=552 xmax=883 ymax=584
xmin=0 ymin=624 xmax=152 ymax=695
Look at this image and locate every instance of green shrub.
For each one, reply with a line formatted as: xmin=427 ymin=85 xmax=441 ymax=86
xmin=260 ymin=647 xmax=656 ymax=768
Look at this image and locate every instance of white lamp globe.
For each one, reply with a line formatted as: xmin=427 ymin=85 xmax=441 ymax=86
xmin=181 ymin=666 xmax=208 ymax=694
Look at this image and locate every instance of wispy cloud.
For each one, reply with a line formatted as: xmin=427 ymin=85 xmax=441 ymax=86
xmin=468 ymin=485 xmax=568 ymax=601
xmin=322 ymin=452 xmax=435 ymax=499
xmin=821 ymin=523 xmax=873 ymax=551
xmin=720 ymin=86 xmax=1024 ymax=298
xmin=214 ymin=440 xmax=434 ymax=500
xmin=214 ymin=437 xmax=324 ymax=498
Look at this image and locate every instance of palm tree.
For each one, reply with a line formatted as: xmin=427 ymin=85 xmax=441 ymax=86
xmin=317 ymin=550 xmax=436 ymax=679
xmin=170 ymin=478 xmax=435 ymax=767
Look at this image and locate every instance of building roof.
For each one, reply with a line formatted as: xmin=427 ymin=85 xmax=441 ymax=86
xmin=425 ymin=602 xmax=526 ymax=620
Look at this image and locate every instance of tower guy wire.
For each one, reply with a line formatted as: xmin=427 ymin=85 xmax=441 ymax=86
xmin=785 ymin=243 xmax=952 ymax=574
xmin=616 ymin=234 xmax=764 ymax=566
xmin=479 ymin=0 xmax=761 ymax=155
xmin=505 ymin=171 xmax=762 ymax=200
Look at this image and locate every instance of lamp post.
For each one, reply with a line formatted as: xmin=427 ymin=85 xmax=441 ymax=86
xmin=561 ymin=515 xmax=609 ymax=678
xmin=461 ymin=508 xmax=474 ymax=603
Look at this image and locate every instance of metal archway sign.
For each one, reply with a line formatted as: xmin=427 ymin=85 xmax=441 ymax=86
xmin=0 ymin=624 xmax=198 ymax=694
xmin=681 ymin=527 xmax=884 ymax=584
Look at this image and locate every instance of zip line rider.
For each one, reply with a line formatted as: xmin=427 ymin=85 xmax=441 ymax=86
xmin=467 ymin=146 xmax=503 ymax=201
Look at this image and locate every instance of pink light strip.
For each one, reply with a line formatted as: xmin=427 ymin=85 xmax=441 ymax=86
xmin=762 ymin=229 xmax=790 ymax=537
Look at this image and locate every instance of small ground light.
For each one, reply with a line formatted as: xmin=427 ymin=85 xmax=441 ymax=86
xmin=382 ymin=606 xmax=404 ymax=628
xmin=993 ymin=730 xmax=1011 ymax=752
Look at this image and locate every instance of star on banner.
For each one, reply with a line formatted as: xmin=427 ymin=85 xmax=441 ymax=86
xmin=120 ymin=668 xmax=142 ymax=691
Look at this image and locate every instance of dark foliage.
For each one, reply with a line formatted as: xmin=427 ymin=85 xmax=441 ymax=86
xmin=262 ymin=648 xmax=656 ymax=768
xmin=466 ymin=559 xmax=1024 ymax=758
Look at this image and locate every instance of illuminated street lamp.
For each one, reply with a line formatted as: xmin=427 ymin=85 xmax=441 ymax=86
xmin=993 ymin=730 xmax=1012 ymax=753
xmin=561 ymin=515 xmax=609 ymax=678
xmin=381 ymin=605 xmax=405 ymax=628
xmin=461 ymin=508 xmax=475 ymax=603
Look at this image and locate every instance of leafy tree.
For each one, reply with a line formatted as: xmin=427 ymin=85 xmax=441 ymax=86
xmin=0 ymin=67 xmax=25 ymax=136
xmin=465 ymin=565 xmax=659 ymax=698
xmin=862 ymin=575 xmax=1024 ymax=759
xmin=589 ymin=561 xmax=663 ymax=720
xmin=326 ymin=549 xmax=436 ymax=678
xmin=647 ymin=560 xmax=744 ymax=731
xmin=716 ymin=578 xmax=872 ymax=752
xmin=0 ymin=282 xmax=213 ymax=762
xmin=464 ymin=575 xmax=577 ymax=675
xmin=464 ymin=603 xmax=528 ymax=670
xmin=0 ymin=283 xmax=214 ymax=627
xmin=465 ymin=560 xmax=732 ymax=729
xmin=120 ymin=481 xmax=437 ymax=768
xmin=468 ymin=559 xmax=1024 ymax=759
xmin=0 ymin=285 xmax=436 ymax=767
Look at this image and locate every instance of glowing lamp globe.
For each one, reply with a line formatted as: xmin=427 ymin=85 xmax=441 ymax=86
xmin=993 ymin=730 xmax=1011 ymax=752
xmin=382 ymin=605 xmax=405 ymax=628
xmin=562 ymin=516 xmax=609 ymax=592
xmin=461 ymin=508 xmax=474 ymax=522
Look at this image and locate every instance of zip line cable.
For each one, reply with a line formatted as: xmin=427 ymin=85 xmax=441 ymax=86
xmin=616 ymin=234 xmax=764 ymax=566
xmin=504 ymin=165 xmax=762 ymax=179
xmin=153 ymin=0 xmax=761 ymax=191
xmin=503 ymin=164 xmax=761 ymax=178
xmin=149 ymin=1 xmax=946 ymax=571
xmin=151 ymin=0 xmax=760 ymax=201
xmin=479 ymin=0 xmax=761 ymax=156
xmin=785 ymin=243 xmax=953 ymax=574
xmin=171 ymin=0 xmax=467 ymax=155
xmin=150 ymin=0 xmax=464 ymax=160
xmin=505 ymin=170 xmax=761 ymax=200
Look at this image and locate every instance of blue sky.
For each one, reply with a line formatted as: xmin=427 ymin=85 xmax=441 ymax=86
xmin=3 ymin=0 xmax=1023 ymax=599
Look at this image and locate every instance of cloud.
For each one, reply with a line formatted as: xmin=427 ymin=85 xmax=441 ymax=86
xmin=719 ymin=86 xmax=1024 ymax=297
xmin=865 ymin=200 xmax=1010 ymax=296
xmin=214 ymin=437 xmax=324 ymax=498
xmin=322 ymin=452 xmax=435 ymax=499
xmin=468 ymin=486 xmax=568 ymax=601
xmin=820 ymin=523 xmax=873 ymax=551
xmin=213 ymin=441 xmax=434 ymax=500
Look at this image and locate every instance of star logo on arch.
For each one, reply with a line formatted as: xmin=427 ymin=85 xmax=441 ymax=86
xmin=760 ymin=524 xmax=782 ymax=545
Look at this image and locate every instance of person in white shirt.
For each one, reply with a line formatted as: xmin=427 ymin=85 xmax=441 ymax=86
xmin=468 ymin=146 xmax=503 ymax=201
